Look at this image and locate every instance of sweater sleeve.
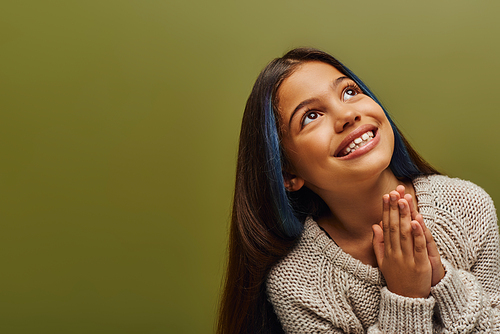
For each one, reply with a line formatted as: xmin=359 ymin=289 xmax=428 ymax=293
xmin=268 ymin=254 xmax=440 ymax=334
xmin=268 ymin=270 xmax=440 ymax=334
xmin=369 ymin=288 xmax=436 ymax=333
xmin=429 ymin=181 xmax=500 ymax=332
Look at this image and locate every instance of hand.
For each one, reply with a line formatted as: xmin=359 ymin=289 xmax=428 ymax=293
xmin=372 ymin=191 xmax=432 ymax=298
xmin=396 ymin=185 xmax=445 ymax=286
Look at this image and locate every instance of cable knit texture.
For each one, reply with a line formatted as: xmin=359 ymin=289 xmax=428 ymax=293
xmin=266 ymin=175 xmax=500 ymax=333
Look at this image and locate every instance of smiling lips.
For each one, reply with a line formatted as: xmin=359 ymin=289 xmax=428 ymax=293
xmin=338 ymin=130 xmax=375 ymax=157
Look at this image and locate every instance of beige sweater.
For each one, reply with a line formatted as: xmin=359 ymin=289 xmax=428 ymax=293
xmin=266 ymin=175 xmax=500 ymax=333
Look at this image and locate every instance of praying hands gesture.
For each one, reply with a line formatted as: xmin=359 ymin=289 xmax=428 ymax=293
xmin=372 ymin=185 xmax=445 ymax=298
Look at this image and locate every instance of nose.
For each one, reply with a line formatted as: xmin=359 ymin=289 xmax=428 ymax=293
xmin=334 ymin=107 xmax=361 ymax=133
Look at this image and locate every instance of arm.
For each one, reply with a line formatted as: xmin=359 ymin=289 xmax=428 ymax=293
xmin=428 ymin=186 xmax=500 ymax=332
xmin=384 ymin=183 xmax=500 ymax=333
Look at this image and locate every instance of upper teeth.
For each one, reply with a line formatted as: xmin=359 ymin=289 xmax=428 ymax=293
xmin=342 ymin=131 xmax=374 ymax=156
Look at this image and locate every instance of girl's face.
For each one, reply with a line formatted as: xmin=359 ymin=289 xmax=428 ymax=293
xmin=277 ymin=61 xmax=395 ymax=195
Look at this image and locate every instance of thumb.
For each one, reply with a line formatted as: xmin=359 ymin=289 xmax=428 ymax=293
xmin=372 ymin=224 xmax=385 ymax=265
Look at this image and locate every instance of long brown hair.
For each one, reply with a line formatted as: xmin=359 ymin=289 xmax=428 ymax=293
xmin=217 ymin=48 xmax=438 ymax=334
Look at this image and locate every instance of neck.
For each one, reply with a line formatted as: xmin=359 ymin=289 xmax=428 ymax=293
xmin=316 ymin=169 xmax=413 ymax=241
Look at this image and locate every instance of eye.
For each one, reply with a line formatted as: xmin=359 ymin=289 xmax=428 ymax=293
xmin=302 ymin=111 xmax=320 ymax=127
xmin=343 ymin=87 xmax=358 ymax=101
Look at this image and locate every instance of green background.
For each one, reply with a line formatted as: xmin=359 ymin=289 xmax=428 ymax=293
xmin=1 ymin=1 xmax=499 ymax=333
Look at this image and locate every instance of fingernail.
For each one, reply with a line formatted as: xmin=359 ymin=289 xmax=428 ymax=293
xmin=383 ymin=195 xmax=389 ymax=204
xmin=412 ymin=223 xmax=417 ymax=230
xmin=398 ymin=202 xmax=404 ymax=210
xmin=390 ymin=194 xmax=397 ymax=201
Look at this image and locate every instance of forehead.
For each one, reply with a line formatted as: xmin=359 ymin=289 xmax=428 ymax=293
xmin=278 ymin=61 xmax=345 ymax=112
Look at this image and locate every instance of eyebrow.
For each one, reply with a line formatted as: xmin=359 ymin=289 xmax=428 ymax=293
xmin=288 ymin=76 xmax=350 ymax=129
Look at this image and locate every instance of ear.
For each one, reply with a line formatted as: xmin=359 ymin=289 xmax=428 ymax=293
xmin=282 ymin=171 xmax=305 ymax=192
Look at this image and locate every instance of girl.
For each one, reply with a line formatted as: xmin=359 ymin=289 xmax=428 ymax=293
xmin=218 ymin=48 xmax=500 ymax=333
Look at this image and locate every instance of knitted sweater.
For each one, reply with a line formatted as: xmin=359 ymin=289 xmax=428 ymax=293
xmin=266 ymin=175 xmax=500 ymax=333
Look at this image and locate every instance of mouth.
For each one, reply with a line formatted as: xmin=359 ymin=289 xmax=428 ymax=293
xmin=335 ymin=129 xmax=377 ymax=158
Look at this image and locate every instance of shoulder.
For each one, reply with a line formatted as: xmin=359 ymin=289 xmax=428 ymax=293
xmin=265 ymin=219 xmax=331 ymax=322
xmin=266 ymin=219 xmax=369 ymax=331
xmin=267 ymin=220 xmax=323 ymax=293
xmin=421 ymin=174 xmax=496 ymax=219
xmin=415 ymin=174 xmax=498 ymax=267
xmin=417 ymin=174 xmax=488 ymax=195
xmin=431 ymin=174 xmax=490 ymax=198
xmin=266 ymin=218 xmax=347 ymax=306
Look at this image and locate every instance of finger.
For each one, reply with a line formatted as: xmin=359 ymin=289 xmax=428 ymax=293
xmin=382 ymin=194 xmax=391 ymax=252
xmin=398 ymin=199 xmax=413 ymax=256
xmin=415 ymin=213 xmax=427 ymax=233
xmin=423 ymin=226 xmax=440 ymax=259
xmin=423 ymin=227 xmax=445 ymax=286
xmin=389 ymin=191 xmax=401 ymax=252
xmin=415 ymin=213 xmax=442 ymax=260
xmin=372 ymin=224 xmax=385 ymax=266
xmin=404 ymin=193 xmax=418 ymax=221
xmin=411 ymin=220 xmax=429 ymax=266
xmin=396 ymin=185 xmax=406 ymax=200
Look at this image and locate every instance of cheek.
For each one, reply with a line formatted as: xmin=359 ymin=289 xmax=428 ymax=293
xmin=293 ymin=130 xmax=331 ymax=159
xmin=385 ymin=117 xmax=395 ymax=151
xmin=388 ymin=126 xmax=395 ymax=151
xmin=286 ymin=141 xmax=332 ymax=180
xmin=382 ymin=125 xmax=396 ymax=169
